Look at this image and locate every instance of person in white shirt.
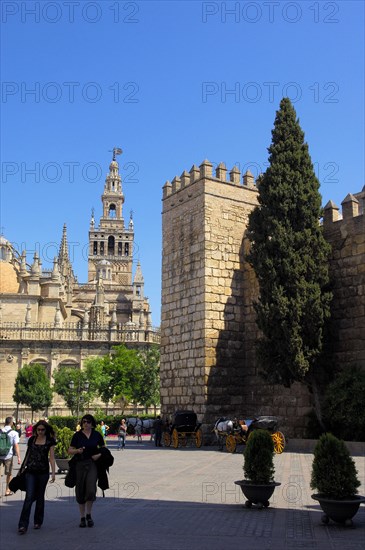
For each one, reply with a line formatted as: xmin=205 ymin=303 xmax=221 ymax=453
xmin=0 ymin=416 xmax=21 ymax=496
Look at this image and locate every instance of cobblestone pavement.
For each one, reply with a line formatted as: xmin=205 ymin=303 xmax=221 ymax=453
xmin=1 ymin=436 xmax=364 ymax=550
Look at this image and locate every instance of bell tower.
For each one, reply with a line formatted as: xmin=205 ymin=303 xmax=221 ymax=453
xmin=88 ymin=148 xmax=134 ymax=286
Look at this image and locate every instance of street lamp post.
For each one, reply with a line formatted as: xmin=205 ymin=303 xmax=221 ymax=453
xmin=69 ymin=379 xmax=90 ymax=420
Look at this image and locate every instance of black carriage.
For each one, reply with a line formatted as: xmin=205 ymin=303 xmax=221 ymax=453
xmin=215 ymin=416 xmax=286 ymax=454
xmin=163 ymin=410 xmax=203 ymax=448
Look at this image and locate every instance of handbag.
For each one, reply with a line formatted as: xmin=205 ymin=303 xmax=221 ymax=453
xmin=64 ymin=456 xmax=77 ymax=488
xmin=9 ymin=445 xmax=30 ymax=493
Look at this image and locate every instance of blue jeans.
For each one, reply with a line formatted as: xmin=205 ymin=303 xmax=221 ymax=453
xmin=19 ymin=471 xmax=49 ymax=528
xmin=118 ymin=434 xmax=125 ymax=449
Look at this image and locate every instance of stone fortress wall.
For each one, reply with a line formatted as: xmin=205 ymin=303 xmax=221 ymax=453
xmin=161 ymin=160 xmax=365 ymax=438
xmin=323 ymin=190 xmax=365 ymax=369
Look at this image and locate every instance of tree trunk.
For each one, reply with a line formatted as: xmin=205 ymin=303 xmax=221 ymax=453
xmin=308 ymin=372 xmax=326 ymax=432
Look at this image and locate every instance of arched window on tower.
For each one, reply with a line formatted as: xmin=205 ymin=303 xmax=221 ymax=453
xmin=93 ymin=241 xmax=97 ymax=255
xmin=124 ymin=243 xmax=129 ymax=256
xmin=109 ymin=204 xmax=116 ymax=218
xmin=118 ymin=242 xmax=123 ymax=256
xmin=100 ymin=242 xmax=104 ymax=255
xmin=108 ymin=236 xmax=115 ymax=256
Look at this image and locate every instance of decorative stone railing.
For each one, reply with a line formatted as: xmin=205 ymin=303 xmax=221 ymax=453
xmin=0 ymin=322 xmax=160 ymax=344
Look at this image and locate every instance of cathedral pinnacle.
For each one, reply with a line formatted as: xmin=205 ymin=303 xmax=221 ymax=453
xmin=58 ymin=223 xmax=69 ymax=264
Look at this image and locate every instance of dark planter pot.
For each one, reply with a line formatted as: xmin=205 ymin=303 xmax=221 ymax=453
xmin=311 ymin=494 xmax=365 ymax=526
xmin=55 ymin=457 xmax=70 ymax=473
xmin=235 ymin=480 xmax=281 ymax=509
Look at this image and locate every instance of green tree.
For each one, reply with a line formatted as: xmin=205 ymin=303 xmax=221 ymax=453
xmin=53 ymin=366 xmax=95 ymax=416
xmin=137 ymin=345 xmax=160 ymax=413
xmin=13 ymin=363 xmax=52 ymax=421
xmin=322 ymin=367 xmax=365 ymax=441
xmin=246 ymin=98 xmax=332 ymax=428
xmin=84 ymin=345 xmax=143 ymax=413
xmin=110 ymin=345 xmax=143 ymax=411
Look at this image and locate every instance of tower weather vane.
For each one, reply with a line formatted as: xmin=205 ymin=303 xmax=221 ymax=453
xmin=110 ymin=147 xmax=123 ymax=160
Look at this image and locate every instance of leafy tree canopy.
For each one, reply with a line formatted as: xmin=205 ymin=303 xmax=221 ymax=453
xmin=13 ymin=363 xmax=52 ymax=417
xmin=53 ymin=366 xmax=94 ymax=415
xmin=322 ymin=367 xmax=365 ymax=441
xmin=136 ymin=345 xmax=160 ymax=409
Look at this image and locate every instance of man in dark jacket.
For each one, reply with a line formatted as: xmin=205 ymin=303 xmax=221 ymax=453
xmin=153 ymin=416 xmax=163 ymax=447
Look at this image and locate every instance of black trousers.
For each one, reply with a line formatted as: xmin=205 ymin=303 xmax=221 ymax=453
xmin=19 ymin=471 xmax=49 ymax=528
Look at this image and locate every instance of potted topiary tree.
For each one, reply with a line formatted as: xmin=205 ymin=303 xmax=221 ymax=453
xmin=311 ymin=433 xmax=365 ymax=526
xmin=235 ymin=429 xmax=281 ymax=509
xmin=54 ymin=426 xmax=74 ymax=473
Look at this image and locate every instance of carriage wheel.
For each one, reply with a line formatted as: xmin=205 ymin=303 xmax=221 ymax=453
xmin=163 ymin=432 xmax=171 ymax=447
xmin=272 ymin=431 xmax=285 ymax=454
xmin=195 ymin=428 xmax=203 ymax=448
xmin=226 ymin=435 xmax=237 ymax=453
xmin=172 ymin=429 xmax=179 ymax=448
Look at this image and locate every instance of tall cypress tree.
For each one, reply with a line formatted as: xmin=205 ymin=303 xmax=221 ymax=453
xmin=247 ymin=98 xmax=332 ymax=425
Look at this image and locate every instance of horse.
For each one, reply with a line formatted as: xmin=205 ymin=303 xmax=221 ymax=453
xmin=213 ymin=417 xmax=234 ymax=449
xmin=127 ymin=418 xmax=155 ymax=440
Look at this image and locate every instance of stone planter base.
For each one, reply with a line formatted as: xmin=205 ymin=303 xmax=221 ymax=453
xmin=311 ymin=494 xmax=365 ymax=526
xmin=56 ymin=458 xmax=70 ymax=473
xmin=235 ymin=480 xmax=281 ymax=509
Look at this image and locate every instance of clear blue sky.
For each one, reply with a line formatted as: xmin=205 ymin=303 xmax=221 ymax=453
xmin=1 ymin=1 xmax=364 ymax=326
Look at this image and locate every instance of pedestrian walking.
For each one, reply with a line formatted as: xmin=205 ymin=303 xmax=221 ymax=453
xmin=100 ymin=421 xmax=109 ymax=439
xmin=0 ymin=416 xmax=21 ymax=496
xmin=17 ymin=420 xmax=56 ymax=534
xmin=25 ymin=423 xmax=33 ymax=440
xmin=118 ymin=419 xmax=127 ymax=450
xmin=68 ymin=414 xmax=105 ymax=528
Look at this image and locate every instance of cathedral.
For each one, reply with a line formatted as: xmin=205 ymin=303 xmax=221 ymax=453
xmin=0 ymin=150 xmax=159 ymax=416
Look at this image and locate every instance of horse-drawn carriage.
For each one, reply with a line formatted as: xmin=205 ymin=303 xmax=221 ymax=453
xmin=214 ymin=416 xmax=286 ymax=454
xmin=163 ymin=410 xmax=203 ymax=448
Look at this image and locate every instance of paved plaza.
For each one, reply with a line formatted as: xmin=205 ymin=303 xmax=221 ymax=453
xmin=1 ymin=436 xmax=364 ymax=550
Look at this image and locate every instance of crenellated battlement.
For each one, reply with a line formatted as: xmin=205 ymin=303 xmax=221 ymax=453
xmin=323 ymin=188 xmax=365 ymax=235
xmin=322 ymin=186 xmax=365 ymax=374
xmin=162 ymin=159 xmax=257 ymax=199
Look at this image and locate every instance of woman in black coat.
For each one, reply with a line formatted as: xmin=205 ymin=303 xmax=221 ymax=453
xmin=68 ymin=414 xmax=104 ymax=528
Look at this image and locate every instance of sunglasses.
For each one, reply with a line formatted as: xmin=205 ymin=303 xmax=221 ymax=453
xmin=82 ymin=420 xmax=91 ymax=424
xmin=37 ymin=428 xmax=46 ymax=432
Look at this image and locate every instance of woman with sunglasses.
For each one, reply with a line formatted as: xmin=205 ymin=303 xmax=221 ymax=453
xmin=18 ymin=420 xmax=56 ymax=534
xmin=68 ymin=414 xmax=104 ymax=528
